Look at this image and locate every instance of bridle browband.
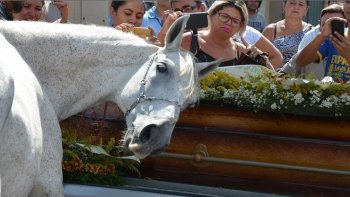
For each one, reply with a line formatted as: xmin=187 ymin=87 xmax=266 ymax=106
xmin=124 ymin=52 xmax=183 ymax=117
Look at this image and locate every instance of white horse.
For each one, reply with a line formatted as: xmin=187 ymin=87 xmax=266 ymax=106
xmin=0 ymin=16 xmax=220 ymax=196
xmin=0 ymin=34 xmax=60 ymax=196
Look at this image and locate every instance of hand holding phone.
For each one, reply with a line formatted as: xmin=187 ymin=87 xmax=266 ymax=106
xmin=331 ymin=19 xmax=345 ymax=39
xmin=130 ymin=27 xmax=152 ymax=39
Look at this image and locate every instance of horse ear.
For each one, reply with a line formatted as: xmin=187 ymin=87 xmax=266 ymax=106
xmin=197 ymin=59 xmax=222 ymax=79
xmin=164 ymin=15 xmax=189 ymax=51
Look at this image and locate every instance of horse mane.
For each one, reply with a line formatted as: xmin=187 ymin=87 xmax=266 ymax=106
xmin=179 ymin=49 xmax=200 ymax=107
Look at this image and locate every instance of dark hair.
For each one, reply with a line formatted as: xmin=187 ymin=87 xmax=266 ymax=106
xmin=11 ymin=1 xmax=45 ymax=14
xmin=244 ymin=0 xmax=262 ymax=9
xmin=321 ymin=3 xmax=345 ymax=18
xmin=111 ymin=0 xmax=145 ymax=12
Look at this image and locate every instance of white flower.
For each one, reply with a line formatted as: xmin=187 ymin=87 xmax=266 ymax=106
xmin=271 ymin=103 xmax=277 ymax=110
xmin=319 ymin=100 xmax=332 ymax=108
xmin=279 ymin=99 xmax=284 ymax=105
xmin=292 ymin=93 xmax=304 ymax=105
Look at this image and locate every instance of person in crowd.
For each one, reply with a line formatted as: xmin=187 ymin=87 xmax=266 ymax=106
xmin=11 ymin=0 xmax=45 ymax=21
xmin=245 ymin=0 xmax=265 ymax=32
xmin=158 ymin=0 xmax=281 ymax=69
xmin=109 ymin=0 xmax=145 ymax=31
xmin=141 ymin=0 xmax=171 ymax=36
xmin=44 ymin=0 xmax=69 ymax=23
xmin=280 ymin=2 xmax=345 ymax=79
xmin=156 ymin=0 xmax=206 ymax=44
xmin=263 ymin=0 xmax=312 ymax=66
xmin=3 ymin=0 xmax=67 ymax=23
xmin=295 ymin=1 xmax=350 ymax=82
xmin=179 ymin=0 xmax=274 ymax=69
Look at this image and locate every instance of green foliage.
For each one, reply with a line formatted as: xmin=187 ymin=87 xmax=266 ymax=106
xmin=200 ymin=70 xmax=350 ymax=117
xmin=62 ymin=130 xmax=140 ymax=186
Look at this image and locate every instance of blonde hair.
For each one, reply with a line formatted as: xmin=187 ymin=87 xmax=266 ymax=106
xmin=207 ymin=0 xmax=248 ymax=37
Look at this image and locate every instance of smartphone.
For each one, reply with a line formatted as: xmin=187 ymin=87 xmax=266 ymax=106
xmin=183 ymin=12 xmax=208 ymax=30
xmin=130 ymin=27 xmax=152 ymax=39
xmin=331 ymin=19 xmax=345 ymax=39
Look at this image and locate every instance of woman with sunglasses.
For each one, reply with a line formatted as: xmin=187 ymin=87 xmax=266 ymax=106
xmin=181 ymin=0 xmax=273 ymax=69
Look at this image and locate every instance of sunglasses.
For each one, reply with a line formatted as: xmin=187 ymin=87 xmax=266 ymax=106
xmin=173 ymin=5 xmax=198 ymax=13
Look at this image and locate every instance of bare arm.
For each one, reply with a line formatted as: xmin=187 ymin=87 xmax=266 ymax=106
xmin=295 ymin=17 xmax=346 ymax=67
xmin=254 ymin=35 xmax=283 ymax=69
xmin=295 ymin=33 xmax=326 ymax=67
xmin=157 ymin=11 xmax=182 ymax=46
xmin=262 ymin=24 xmax=276 ymax=42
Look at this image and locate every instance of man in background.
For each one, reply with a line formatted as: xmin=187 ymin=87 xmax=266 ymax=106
xmin=141 ymin=0 xmax=171 ymax=36
xmin=157 ymin=0 xmax=205 ymax=45
xmin=245 ymin=0 xmax=265 ymax=32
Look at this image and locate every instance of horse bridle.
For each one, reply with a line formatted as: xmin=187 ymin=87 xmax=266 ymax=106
xmin=124 ymin=52 xmax=183 ymax=117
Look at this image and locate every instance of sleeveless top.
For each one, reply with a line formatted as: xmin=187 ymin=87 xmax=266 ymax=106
xmin=272 ymin=23 xmax=312 ymax=65
xmin=190 ymin=34 xmax=239 ymax=67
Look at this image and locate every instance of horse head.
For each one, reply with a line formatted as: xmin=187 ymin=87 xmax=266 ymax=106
xmin=121 ymin=16 xmax=221 ymax=159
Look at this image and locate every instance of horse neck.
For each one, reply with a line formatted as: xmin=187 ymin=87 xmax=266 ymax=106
xmin=0 ymin=21 xmax=159 ymax=120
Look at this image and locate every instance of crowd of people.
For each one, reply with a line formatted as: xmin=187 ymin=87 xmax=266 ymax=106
xmin=0 ymin=0 xmax=349 ymax=82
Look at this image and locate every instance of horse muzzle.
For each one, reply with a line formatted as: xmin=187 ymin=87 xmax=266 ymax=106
xmin=127 ymin=120 xmax=175 ymax=159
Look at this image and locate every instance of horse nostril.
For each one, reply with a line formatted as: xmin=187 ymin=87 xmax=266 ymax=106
xmin=140 ymin=124 xmax=156 ymax=143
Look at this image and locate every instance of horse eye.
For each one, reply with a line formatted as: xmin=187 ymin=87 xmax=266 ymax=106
xmin=156 ymin=62 xmax=168 ymax=73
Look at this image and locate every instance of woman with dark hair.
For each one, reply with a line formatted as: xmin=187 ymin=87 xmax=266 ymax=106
xmin=11 ymin=0 xmax=45 ymax=21
xmin=109 ymin=0 xmax=145 ymax=31
xmin=262 ymin=0 xmax=312 ymax=66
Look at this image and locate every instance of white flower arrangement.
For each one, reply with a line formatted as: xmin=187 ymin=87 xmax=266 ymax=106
xmin=200 ymin=67 xmax=350 ymax=118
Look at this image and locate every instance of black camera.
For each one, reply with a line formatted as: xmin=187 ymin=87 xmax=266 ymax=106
xmin=183 ymin=12 xmax=208 ymax=30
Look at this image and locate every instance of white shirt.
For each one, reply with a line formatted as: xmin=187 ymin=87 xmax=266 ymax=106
xmin=242 ymin=26 xmax=262 ymax=45
xmin=298 ymin=25 xmax=325 ymax=80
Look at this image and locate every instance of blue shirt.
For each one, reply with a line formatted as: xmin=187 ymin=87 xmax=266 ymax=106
xmin=318 ymin=29 xmax=349 ymax=82
xmin=141 ymin=6 xmax=163 ymax=36
xmin=248 ymin=13 xmax=265 ymax=32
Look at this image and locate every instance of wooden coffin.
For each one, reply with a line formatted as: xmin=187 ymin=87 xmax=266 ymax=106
xmin=138 ymin=105 xmax=350 ymax=196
